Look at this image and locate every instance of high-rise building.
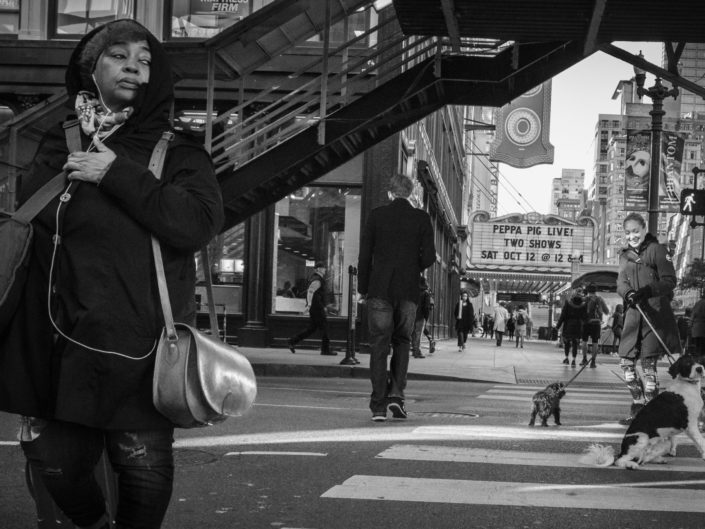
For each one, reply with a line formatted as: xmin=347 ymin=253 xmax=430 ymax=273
xmin=466 ymin=106 xmax=499 ymax=216
xmin=553 ymin=168 xmax=585 ymax=221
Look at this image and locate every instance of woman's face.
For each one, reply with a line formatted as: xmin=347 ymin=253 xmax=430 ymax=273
xmin=461 ymin=293 xmax=468 ymax=301
xmin=93 ymin=40 xmax=151 ymax=111
xmin=624 ymin=219 xmax=647 ymax=248
xmin=626 ymin=150 xmax=650 ymax=178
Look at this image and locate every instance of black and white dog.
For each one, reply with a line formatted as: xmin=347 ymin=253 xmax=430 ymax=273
xmin=528 ymin=382 xmax=566 ymax=427
xmin=581 ymin=355 xmax=705 ymax=469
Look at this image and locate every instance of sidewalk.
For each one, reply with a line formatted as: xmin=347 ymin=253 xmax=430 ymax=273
xmin=238 ymin=335 xmax=637 ymax=388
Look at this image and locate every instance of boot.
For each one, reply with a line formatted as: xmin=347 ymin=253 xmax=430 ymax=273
xmin=618 ymin=403 xmax=644 ymax=426
xmin=562 ymin=357 xmax=569 ymax=364
xmin=580 ymin=356 xmax=588 ymax=366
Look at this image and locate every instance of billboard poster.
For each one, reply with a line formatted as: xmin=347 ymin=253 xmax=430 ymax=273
xmin=661 ymin=131 xmax=685 ymax=212
xmin=624 ymin=129 xmax=651 ymax=211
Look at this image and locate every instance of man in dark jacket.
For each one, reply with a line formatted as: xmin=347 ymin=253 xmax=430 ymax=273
xmin=411 ymin=276 xmax=434 ymax=358
xmin=582 ymin=283 xmax=609 ymax=368
xmin=358 ymin=173 xmax=436 ymax=421
xmin=288 ymin=261 xmax=335 ymax=355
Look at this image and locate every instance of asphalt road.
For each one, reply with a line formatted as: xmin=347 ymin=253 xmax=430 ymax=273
xmin=3 ymin=376 xmax=705 ymax=528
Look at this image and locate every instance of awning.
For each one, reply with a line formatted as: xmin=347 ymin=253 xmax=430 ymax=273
xmin=462 ymin=264 xmax=571 ymax=296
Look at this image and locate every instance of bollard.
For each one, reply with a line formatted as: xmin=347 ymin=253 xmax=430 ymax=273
xmin=340 ymin=265 xmax=361 ymax=365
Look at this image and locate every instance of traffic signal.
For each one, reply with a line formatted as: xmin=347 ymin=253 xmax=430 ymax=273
xmin=680 ymin=189 xmax=705 ymax=215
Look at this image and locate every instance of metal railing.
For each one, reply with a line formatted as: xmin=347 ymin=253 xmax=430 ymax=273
xmin=209 ymin=5 xmax=511 ymax=176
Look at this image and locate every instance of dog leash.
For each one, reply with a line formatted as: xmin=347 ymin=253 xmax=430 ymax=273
xmin=564 ymin=361 xmax=591 ymax=389
xmin=635 ymin=304 xmax=677 ymax=365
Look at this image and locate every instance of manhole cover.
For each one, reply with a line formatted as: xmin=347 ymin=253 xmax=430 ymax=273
xmin=174 ymin=449 xmax=219 ymax=466
xmin=413 ymin=411 xmax=479 ymax=419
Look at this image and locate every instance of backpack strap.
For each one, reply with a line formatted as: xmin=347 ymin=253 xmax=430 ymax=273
xmin=13 ymin=120 xmax=81 ymax=223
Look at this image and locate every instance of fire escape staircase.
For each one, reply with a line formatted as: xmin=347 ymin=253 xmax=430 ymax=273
xmin=212 ymin=16 xmax=586 ymax=230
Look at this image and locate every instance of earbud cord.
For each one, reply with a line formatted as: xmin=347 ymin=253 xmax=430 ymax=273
xmin=46 ymin=80 xmax=154 ymax=360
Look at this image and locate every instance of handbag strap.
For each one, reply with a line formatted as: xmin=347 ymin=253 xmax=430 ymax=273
xmin=148 ymin=133 xmax=221 ymax=341
xmin=12 ymin=120 xmax=81 ymax=223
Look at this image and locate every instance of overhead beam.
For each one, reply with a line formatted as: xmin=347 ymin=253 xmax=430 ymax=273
xmin=583 ymin=0 xmax=606 ymax=56
xmin=440 ymin=0 xmax=462 ymax=52
xmin=600 ymin=43 xmax=705 ymax=100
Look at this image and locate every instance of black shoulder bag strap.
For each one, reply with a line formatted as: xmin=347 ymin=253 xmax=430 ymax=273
xmin=12 ymin=120 xmax=81 ymax=223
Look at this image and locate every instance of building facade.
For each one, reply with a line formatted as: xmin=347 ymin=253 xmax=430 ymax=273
xmin=0 ymin=1 xmax=468 ymax=350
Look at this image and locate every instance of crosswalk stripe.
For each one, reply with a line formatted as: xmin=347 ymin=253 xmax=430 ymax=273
xmin=321 ymin=475 xmax=705 ymax=511
xmin=488 ymin=387 xmax=625 ymax=396
xmin=375 ymin=444 xmax=705 ymax=473
xmin=478 ymin=394 xmax=626 ymax=405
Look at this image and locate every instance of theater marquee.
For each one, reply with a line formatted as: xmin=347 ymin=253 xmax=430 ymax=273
xmin=469 ymin=212 xmax=595 ymax=269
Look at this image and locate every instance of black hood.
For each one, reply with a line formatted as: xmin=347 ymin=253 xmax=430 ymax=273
xmin=64 ymin=19 xmax=174 ymax=156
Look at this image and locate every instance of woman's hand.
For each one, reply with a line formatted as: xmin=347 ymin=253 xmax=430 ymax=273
xmin=63 ymin=135 xmax=116 ymax=185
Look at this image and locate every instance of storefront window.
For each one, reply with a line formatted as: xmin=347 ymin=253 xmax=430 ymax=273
xmin=170 ymin=0 xmax=251 ymax=38
xmin=273 ymin=186 xmax=361 ymax=317
xmin=53 ymin=0 xmax=135 ymax=37
xmin=0 ymin=0 xmax=19 ymax=36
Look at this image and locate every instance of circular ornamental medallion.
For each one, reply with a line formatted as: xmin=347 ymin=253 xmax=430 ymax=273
xmin=505 ymin=108 xmax=541 ymax=146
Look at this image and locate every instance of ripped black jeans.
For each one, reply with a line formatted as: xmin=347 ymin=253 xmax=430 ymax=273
xmin=21 ymin=419 xmax=174 ymax=529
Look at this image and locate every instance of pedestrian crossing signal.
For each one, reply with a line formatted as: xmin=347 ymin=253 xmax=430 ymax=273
xmin=680 ymin=189 xmax=705 ymax=215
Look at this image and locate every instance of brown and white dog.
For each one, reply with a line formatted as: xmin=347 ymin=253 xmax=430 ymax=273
xmin=528 ymin=382 xmax=566 ymax=427
xmin=581 ymin=355 xmax=705 ymax=469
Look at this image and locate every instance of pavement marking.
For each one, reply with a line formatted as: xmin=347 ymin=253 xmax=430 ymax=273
xmin=321 ymin=475 xmax=705 ymax=511
xmin=174 ymin=425 xmax=626 ymax=449
xmin=376 ymin=444 xmax=705 ymax=472
xmin=478 ymin=394 xmax=626 ymax=405
xmin=488 ymin=387 xmax=626 ymax=396
xmin=225 ymin=451 xmax=327 ymax=457
xmin=0 ymin=441 xmax=18 ymax=446
xmin=254 ymin=403 xmax=357 ymax=411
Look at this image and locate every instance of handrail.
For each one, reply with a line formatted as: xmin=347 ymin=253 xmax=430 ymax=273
xmin=208 ymin=4 xmax=510 ymax=176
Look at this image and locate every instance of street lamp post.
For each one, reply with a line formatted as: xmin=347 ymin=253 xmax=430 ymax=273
xmin=633 ymin=52 xmax=679 ymax=235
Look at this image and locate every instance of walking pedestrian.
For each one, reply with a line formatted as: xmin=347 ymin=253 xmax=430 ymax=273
xmin=582 ymin=283 xmax=609 ymax=367
xmin=692 ymin=294 xmax=705 ymax=362
xmin=454 ymin=291 xmax=476 ymax=352
xmin=610 ymin=304 xmax=624 ymax=355
xmin=555 ymin=289 xmax=587 ymax=367
xmin=515 ymin=305 xmax=529 ymax=348
xmin=288 ymin=261 xmax=335 ymax=355
xmin=357 ymin=172 xmax=436 ymax=422
xmin=506 ymin=311 xmax=516 ymax=340
xmin=0 ymin=20 xmax=224 ymax=529
xmin=616 ymin=212 xmax=682 ymax=425
xmin=493 ymin=301 xmax=509 ymax=346
xmin=411 ymin=276 xmax=435 ymax=358
xmin=677 ymin=307 xmax=693 ymax=354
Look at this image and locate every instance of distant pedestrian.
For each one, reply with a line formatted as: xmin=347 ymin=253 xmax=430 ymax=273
xmin=677 ymin=307 xmax=693 ymax=354
xmin=357 ymin=172 xmax=436 ymax=422
xmin=488 ymin=315 xmax=495 ymax=339
xmin=454 ymin=291 xmax=476 ymax=352
xmin=610 ymin=304 xmax=624 ymax=355
xmin=692 ymin=294 xmax=705 ymax=362
xmin=555 ymin=289 xmax=587 ymax=367
xmin=411 ymin=276 xmax=435 ymax=358
xmin=288 ymin=261 xmax=335 ymax=355
xmin=582 ymin=283 xmax=609 ymax=367
xmin=515 ymin=305 xmax=530 ymax=348
xmin=493 ymin=301 xmax=509 ymax=346
xmin=506 ymin=312 xmax=516 ymax=340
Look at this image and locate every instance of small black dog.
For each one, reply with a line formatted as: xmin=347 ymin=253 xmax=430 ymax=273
xmin=528 ymin=382 xmax=566 ymax=427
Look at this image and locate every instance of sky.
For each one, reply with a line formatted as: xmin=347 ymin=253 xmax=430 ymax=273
xmin=495 ymin=42 xmax=664 ymax=215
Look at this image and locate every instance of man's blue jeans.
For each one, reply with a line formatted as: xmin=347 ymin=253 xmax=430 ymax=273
xmin=366 ymin=297 xmax=416 ymax=412
xmin=21 ymin=419 xmax=174 ymax=529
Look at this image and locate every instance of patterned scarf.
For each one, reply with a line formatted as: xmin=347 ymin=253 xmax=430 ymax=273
xmin=75 ymin=90 xmax=133 ymax=139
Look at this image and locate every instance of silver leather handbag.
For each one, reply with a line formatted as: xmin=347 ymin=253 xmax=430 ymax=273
xmin=148 ymin=133 xmax=257 ymax=428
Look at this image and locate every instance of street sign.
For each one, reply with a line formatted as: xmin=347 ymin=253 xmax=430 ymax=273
xmin=680 ymin=189 xmax=705 ymax=215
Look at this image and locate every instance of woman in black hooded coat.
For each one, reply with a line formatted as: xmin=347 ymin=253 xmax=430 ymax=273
xmin=0 ymin=20 xmax=223 ymax=529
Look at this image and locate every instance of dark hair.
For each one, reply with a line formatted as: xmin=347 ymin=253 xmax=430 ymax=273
xmin=389 ymin=173 xmax=414 ymax=198
xmin=314 ymin=261 xmax=325 ymax=269
xmin=586 ymin=283 xmax=597 ymax=293
xmin=623 ymin=212 xmax=646 ymax=229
